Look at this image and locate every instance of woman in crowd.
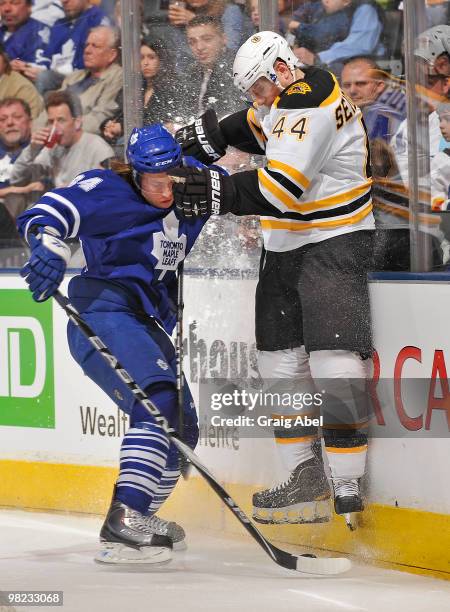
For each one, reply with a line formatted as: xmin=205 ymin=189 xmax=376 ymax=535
xmin=102 ymin=37 xmax=182 ymax=145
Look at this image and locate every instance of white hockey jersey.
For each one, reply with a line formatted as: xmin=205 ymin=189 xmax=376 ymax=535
xmin=237 ymin=68 xmax=375 ymax=251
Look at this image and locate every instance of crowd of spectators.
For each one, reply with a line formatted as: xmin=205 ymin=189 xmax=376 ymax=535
xmin=0 ymin=0 xmax=449 ymax=271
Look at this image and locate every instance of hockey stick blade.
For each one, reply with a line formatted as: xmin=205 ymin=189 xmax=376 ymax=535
xmin=170 ymin=436 xmax=351 ymax=576
xmin=53 ymin=291 xmax=351 ymax=576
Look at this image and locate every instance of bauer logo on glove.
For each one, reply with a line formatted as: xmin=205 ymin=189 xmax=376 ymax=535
xmin=175 ymin=109 xmax=227 ymax=165
xmin=170 ymin=166 xmax=234 ymax=218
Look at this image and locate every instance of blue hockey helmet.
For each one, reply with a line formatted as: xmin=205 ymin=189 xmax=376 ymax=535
xmin=126 ymin=124 xmax=182 ymax=174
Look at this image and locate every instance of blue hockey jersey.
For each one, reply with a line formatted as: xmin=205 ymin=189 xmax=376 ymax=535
xmin=16 ymin=168 xmax=208 ymax=333
xmin=36 ymin=6 xmax=111 ymax=73
xmin=0 ymin=18 xmax=50 ymax=64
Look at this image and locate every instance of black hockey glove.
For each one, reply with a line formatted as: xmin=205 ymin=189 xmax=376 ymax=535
xmin=175 ymin=109 xmax=227 ymax=165
xmin=170 ymin=166 xmax=235 ymax=218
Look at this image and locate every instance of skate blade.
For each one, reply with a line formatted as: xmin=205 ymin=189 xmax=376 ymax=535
xmin=173 ymin=540 xmax=187 ymax=551
xmin=95 ymin=542 xmax=172 ymax=565
xmin=343 ymin=513 xmax=357 ymax=531
xmin=253 ymin=499 xmax=332 ymax=525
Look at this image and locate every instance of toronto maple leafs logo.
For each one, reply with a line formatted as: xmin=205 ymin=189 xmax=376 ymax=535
xmin=151 ymin=211 xmax=187 ymax=279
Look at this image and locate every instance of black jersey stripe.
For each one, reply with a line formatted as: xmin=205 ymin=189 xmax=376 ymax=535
xmin=265 ymin=168 xmax=304 ymax=199
xmin=263 ymin=189 xmax=371 ymax=222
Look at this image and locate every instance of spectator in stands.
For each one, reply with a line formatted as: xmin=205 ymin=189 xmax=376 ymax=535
xmin=182 ymin=15 xmax=242 ymax=119
xmin=246 ymin=0 xmax=287 ymax=35
xmin=59 ymin=25 xmax=122 ymax=134
xmin=340 ymin=57 xmax=405 ymax=141
xmin=391 ymin=25 xmax=450 ymax=185
xmin=25 ymin=0 xmax=111 ymax=94
xmin=31 ymin=0 xmax=64 ymax=27
xmin=0 ymin=0 xmax=50 ymax=72
xmin=166 ymin=0 xmax=249 ymax=74
xmin=294 ymin=0 xmax=385 ymax=76
xmin=102 ymin=36 xmax=181 ymax=145
xmin=372 ymin=27 xmax=450 ymax=271
xmin=431 ymin=102 xmax=450 ymax=211
xmin=0 ymin=46 xmax=43 ymax=118
xmin=169 ymin=0 xmax=246 ymax=49
xmin=288 ymin=0 xmax=352 ymax=56
xmin=10 ymin=90 xmax=114 ymax=190
xmin=0 ymin=97 xmax=44 ymax=218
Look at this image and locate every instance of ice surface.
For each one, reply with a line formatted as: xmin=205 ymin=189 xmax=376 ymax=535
xmin=0 ymin=509 xmax=449 ymax=612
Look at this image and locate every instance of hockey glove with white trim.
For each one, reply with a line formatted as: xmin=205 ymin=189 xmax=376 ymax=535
xmin=171 ymin=166 xmax=235 ymax=218
xmin=20 ymin=231 xmax=71 ymax=302
xmin=175 ymin=109 xmax=227 ymax=165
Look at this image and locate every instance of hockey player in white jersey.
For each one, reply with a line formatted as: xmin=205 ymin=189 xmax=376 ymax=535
xmin=173 ymin=31 xmax=375 ymax=528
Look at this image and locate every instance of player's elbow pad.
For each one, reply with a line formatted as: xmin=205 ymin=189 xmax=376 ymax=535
xmin=175 ymin=109 xmax=227 ymax=165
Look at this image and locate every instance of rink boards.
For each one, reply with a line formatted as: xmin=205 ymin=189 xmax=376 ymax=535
xmin=0 ymin=271 xmax=449 ymax=578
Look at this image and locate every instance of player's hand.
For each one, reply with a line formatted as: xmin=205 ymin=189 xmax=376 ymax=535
xmin=170 ymin=166 xmax=235 ymax=218
xmin=20 ymin=232 xmax=71 ymax=302
xmin=175 ymin=109 xmax=227 ymax=165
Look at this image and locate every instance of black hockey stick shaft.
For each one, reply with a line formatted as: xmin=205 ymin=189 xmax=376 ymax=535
xmin=176 ymin=262 xmax=191 ymax=478
xmin=176 ymin=261 xmax=184 ymax=436
xmin=52 ymin=290 xmax=301 ymax=571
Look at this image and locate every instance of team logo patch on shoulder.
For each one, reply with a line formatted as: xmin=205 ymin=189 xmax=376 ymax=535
xmin=157 ymin=359 xmax=169 ymax=371
xmin=251 ymin=35 xmax=261 ymax=43
xmin=286 ymin=82 xmax=312 ymax=95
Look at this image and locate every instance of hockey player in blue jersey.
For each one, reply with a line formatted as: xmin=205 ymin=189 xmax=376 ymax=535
xmin=17 ymin=124 xmax=214 ymax=565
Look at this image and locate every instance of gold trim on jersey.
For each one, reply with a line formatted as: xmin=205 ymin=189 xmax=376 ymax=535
xmin=260 ymin=201 xmax=373 ymax=231
xmin=267 ymin=159 xmax=311 ymax=190
xmin=258 ymin=167 xmax=300 ymax=210
xmin=319 ymin=73 xmax=341 ymax=108
xmin=299 ymin=180 xmax=372 ymax=212
xmin=259 ymin=168 xmax=372 ymax=215
xmin=247 ymin=107 xmax=266 ymax=149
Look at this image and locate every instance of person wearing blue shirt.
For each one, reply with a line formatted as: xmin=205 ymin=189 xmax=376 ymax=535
xmin=29 ymin=0 xmax=111 ymax=93
xmin=295 ymin=0 xmax=385 ymax=76
xmin=0 ymin=0 xmax=49 ymax=70
xmin=288 ymin=0 xmax=352 ymax=55
xmin=17 ymin=125 xmax=217 ymax=565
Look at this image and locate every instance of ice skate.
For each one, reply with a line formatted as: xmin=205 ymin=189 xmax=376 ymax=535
xmin=332 ymin=478 xmax=364 ymax=531
xmin=252 ymin=456 xmax=332 ymax=524
xmin=143 ymin=513 xmax=187 ymax=551
xmin=95 ymin=500 xmax=172 ymax=565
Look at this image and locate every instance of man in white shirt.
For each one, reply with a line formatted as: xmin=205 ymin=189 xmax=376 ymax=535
xmin=10 ymin=89 xmax=113 ymax=189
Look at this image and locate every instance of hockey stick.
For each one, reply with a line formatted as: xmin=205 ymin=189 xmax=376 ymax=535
xmin=176 ymin=262 xmax=191 ymax=479
xmin=53 ymin=290 xmax=351 ymax=576
xmin=176 ymin=261 xmax=184 ymax=433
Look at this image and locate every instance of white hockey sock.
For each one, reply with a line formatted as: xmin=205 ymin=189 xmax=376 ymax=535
xmin=309 ymin=350 xmax=370 ymax=480
xmin=258 ymin=347 xmax=318 ymax=473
